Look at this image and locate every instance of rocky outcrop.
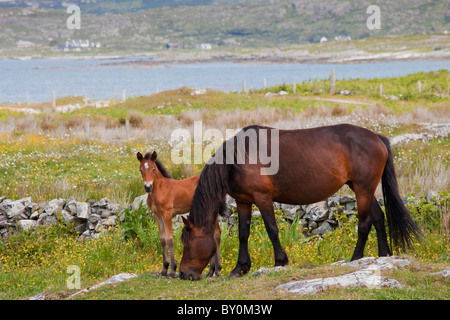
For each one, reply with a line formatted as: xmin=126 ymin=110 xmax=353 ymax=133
xmin=276 ymin=256 xmax=410 ymax=296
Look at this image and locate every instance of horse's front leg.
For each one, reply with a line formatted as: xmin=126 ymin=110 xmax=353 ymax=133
xmin=207 ymin=217 xmax=222 ymax=277
xmin=229 ymin=202 xmax=252 ymax=278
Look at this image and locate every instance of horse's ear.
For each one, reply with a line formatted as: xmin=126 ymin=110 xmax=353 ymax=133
xmin=150 ymin=151 xmax=157 ymax=161
xmin=182 ymin=216 xmax=192 ymax=229
xmin=137 ymin=152 xmax=143 ymax=162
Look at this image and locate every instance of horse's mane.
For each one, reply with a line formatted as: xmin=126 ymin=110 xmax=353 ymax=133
xmin=144 ymin=152 xmax=172 ymax=179
xmin=185 ymin=125 xmax=264 ymax=234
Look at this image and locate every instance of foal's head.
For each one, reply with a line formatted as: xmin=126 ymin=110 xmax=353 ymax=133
xmin=136 ymin=151 xmax=158 ymax=194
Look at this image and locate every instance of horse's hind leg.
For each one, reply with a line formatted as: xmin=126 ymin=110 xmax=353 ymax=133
xmin=371 ymin=196 xmax=391 ymax=257
xmin=351 ymin=193 xmax=373 ymax=261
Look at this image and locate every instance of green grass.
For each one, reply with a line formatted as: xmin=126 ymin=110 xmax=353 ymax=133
xmin=0 ymin=70 xmax=448 ymax=299
xmin=0 ymin=193 xmax=448 ymax=300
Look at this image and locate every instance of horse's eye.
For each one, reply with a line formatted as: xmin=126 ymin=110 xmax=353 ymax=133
xmin=152 ymin=167 xmax=156 ymax=173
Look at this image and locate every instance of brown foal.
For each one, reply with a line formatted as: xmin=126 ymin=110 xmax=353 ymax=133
xmin=136 ymin=151 xmax=222 ymax=278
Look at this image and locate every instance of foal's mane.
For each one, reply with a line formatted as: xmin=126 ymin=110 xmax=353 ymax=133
xmin=144 ymin=152 xmax=172 ymax=179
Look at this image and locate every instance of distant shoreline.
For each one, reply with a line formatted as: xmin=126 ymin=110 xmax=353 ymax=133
xmin=2 ymin=48 xmax=450 ymax=65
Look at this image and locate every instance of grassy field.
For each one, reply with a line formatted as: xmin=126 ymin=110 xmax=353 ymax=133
xmin=0 ymin=70 xmax=448 ymax=300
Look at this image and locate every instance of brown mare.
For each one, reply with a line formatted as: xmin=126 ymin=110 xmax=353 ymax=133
xmin=179 ymin=124 xmax=422 ymax=280
xmin=136 ymin=151 xmax=222 ymax=278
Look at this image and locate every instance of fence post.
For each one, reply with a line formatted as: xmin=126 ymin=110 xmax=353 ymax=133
xmin=263 ymin=78 xmax=267 ymax=90
xmin=26 ymin=91 xmax=29 ymax=106
xmin=122 ymin=89 xmax=126 ymax=102
xmin=330 ymin=69 xmax=335 ymax=94
xmin=417 ymin=80 xmax=422 ymax=93
xmin=243 ymin=80 xmax=246 ymax=93
xmin=379 ymin=83 xmax=383 ymax=97
xmin=86 ymin=122 xmax=90 ymax=141
xmin=52 ymin=90 xmax=56 ymax=108
xmin=293 ymin=78 xmax=296 ymax=94
xmin=125 ymin=119 xmax=130 ymax=141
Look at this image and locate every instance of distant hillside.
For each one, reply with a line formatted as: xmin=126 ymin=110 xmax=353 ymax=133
xmin=0 ymin=0 xmax=449 ymax=55
xmin=0 ymin=0 xmax=272 ymax=13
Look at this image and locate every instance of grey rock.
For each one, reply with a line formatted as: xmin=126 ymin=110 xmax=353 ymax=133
xmin=251 ymin=266 xmax=286 ymax=277
xmin=281 ymin=204 xmax=301 ymax=221
xmin=312 ymin=221 xmax=333 ymax=236
xmin=432 ymin=268 xmax=450 ymax=277
xmin=89 ymin=213 xmax=101 ymax=224
xmin=100 ymin=209 xmax=112 ymax=218
xmin=46 ymin=198 xmax=66 ymax=215
xmin=17 ymin=219 xmax=37 ymax=232
xmin=103 ymin=216 xmax=117 ymax=227
xmin=18 ymin=197 xmax=32 ymax=206
xmin=340 ymin=195 xmax=355 ymax=204
xmin=61 ymin=209 xmax=74 ymax=223
xmin=343 ymin=209 xmax=356 ymax=216
xmin=276 ymin=270 xmax=403 ymax=296
xmin=107 ymin=203 xmax=120 ymax=213
xmin=327 ymin=196 xmax=340 ymax=207
xmin=65 ymin=199 xmax=78 ymax=215
xmin=1 ymin=200 xmax=26 ymax=219
xmin=131 ymin=194 xmax=148 ymax=211
xmin=345 ymin=201 xmax=356 ymax=211
xmin=76 ymin=202 xmax=90 ymax=220
xmin=94 ymin=198 xmax=109 ymax=208
xmin=304 ymin=201 xmax=329 ymax=222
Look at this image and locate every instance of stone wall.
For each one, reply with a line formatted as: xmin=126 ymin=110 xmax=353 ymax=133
xmin=0 ymin=191 xmax=437 ymax=240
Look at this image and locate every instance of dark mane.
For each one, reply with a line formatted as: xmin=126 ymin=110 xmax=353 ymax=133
xmin=155 ymin=159 xmax=172 ymax=179
xmin=186 ymin=126 xmax=262 ymax=233
xmin=144 ymin=152 xmax=172 ymax=179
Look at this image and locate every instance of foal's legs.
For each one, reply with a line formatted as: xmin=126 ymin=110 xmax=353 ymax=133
xmin=229 ymin=202 xmax=252 ymax=278
xmin=162 ymin=211 xmax=177 ymax=278
xmin=207 ymin=217 xmax=222 ymax=277
xmin=255 ymin=197 xmax=288 ymax=267
xmin=154 ymin=213 xmax=169 ymax=276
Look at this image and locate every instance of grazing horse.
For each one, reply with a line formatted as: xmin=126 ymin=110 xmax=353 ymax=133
xmin=136 ymin=151 xmax=223 ymax=278
xmin=179 ymin=124 xmax=423 ymax=280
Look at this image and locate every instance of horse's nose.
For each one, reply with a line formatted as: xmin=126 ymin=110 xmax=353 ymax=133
xmin=144 ymin=182 xmax=153 ymax=193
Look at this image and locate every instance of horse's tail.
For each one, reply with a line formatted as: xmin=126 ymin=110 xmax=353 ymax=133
xmin=378 ymin=135 xmax=423 ymax=250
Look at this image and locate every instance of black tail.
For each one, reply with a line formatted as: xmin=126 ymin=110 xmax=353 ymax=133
xmin=378 ymin=135 xmax=423 ymax=250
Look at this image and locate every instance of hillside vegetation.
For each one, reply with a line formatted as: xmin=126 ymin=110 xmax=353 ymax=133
xmin=1 ymin=0 xmax=449 ymax=56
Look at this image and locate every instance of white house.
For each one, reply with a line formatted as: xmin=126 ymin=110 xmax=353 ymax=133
xmin=320 ymin=36 xmax=328 ymax=43
xmin=196 ymin=43 xmax=212 ymax=50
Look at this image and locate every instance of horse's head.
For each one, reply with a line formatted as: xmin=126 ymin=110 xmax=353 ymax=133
xmin=179 ymin=217 xmax=216 ymax=280
xmin=136 ymin=151 xmax=158 ymax=194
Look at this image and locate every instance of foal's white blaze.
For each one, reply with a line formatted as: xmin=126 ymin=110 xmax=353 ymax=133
xmin=144 ymin=162 xmax=149 ymax=169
